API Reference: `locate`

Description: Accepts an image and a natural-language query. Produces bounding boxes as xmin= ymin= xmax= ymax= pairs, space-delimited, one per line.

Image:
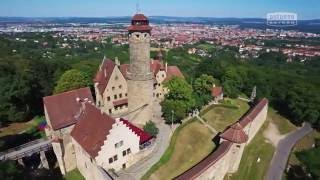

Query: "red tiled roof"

xmin=239 ymin=98 xmax=268 ymax=127
xmin=94 ymin=59 xmax=116 ymax=95
xmin=151 ymin=60 xmax=164 ymax=76
xmin=211 ymin=87 xmax=223 ymax=97
xmin=220 ymin=123 xmax=248 ymax=144
xmin=175 ymin=141 xmax=233 ymax=180
xmin=43 ymin=87 xmax=93 ymax=130
xmin=119 ymin=64 xmax=129 ymax=79
xmin=132 ymin=14 xmax=148 ymax=21
xmin=165 ymin=66 xmax=184 ymax=81
xmin=120 ymin=119 xmax=153 ymax=145
xmin=113 ymin=99 xmax=128 ymax=107
xmin=71 ymin=102 xmax=115 ymax=158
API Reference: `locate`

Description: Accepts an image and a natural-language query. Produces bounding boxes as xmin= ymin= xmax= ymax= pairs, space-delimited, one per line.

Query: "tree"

xmin=296 ymin=147 xmax=320 ymax=179
xmin=54 ymin=69 xmax=90 ymax=94
xmin=193 ymin=74 xmax=218 ymax=95
xmin=143 ymin=121 xmax=159 ymax=137
xmin=161 ymin=99 xmax=188 ymax=124
xmin=164 ymin=77 xmax=195 ymax=109
xmin=0 ymin=161 xmax=23 ymax=180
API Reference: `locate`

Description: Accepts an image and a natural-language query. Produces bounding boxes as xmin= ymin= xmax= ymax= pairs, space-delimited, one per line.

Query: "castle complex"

xmin=43 ymin=13 xmax=183 ymax=179
xmin=42 ymin=12 xmax=269 ymax=180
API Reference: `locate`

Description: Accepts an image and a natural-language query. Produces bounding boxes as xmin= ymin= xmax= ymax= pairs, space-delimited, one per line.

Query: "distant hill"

xmin=0 ymin=16 xmax=319 ymax=33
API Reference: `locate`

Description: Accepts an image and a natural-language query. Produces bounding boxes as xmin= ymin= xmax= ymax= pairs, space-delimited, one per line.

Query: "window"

xmin=120 ymin=140 xmax=123 ymax=146
xmin=119 ymin=93 xmax=122 ymax=98
xmin=107 ymin=96 xmax=110 ymax=101
xmin=109 ymin=158 xmax=113 ymax=164
xmin=127 ymin=148 xmax=131 ymax=155
xmin=109 ymin=109 xmax=112 ymax=114
xmin=114 ymin=95 xmax=117 ymax=100
xmin=119 ymin=85 xmax=122 ymax=89
xmin=122 ymin=150 xmax=126 ymax=157
xmin=90 ymin=158 xmax=93 ymax=163
xmin=112 ymin=87 xmax=115 ymax=91
xmin=125 ymin=93 xmax=128 ymax=97
xmin=115 ymin=76 xmax=119 ymax=80
xmin=115 ymin=143 xmax=119 ymax=148
xmin=162 ymin=74 xmax=165 ymax=78
xmin=122 ymin=163 xmax=126 ymax=169
xmin=113 ymin=155 xmax=118 ymax=161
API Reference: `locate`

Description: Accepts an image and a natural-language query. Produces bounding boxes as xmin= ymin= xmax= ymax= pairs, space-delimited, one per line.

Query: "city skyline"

xmin=0 ymin=0 xmax=319 ymax=20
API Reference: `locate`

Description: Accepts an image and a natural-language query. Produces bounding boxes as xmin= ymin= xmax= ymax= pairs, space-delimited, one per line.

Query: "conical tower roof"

xmin=220 ymin=122 xmax=248 ymax=144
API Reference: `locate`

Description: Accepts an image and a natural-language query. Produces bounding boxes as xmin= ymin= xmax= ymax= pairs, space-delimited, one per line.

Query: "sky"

xmin=0 ymin=0 xmax=319 ymax=19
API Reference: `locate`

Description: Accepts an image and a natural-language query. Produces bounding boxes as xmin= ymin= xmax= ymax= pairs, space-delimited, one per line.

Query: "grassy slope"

xmin=142 ymin=119 xmax=214 ymax=180
xmin=268 ymin=108 xmax=297 ymax=135
xmin=225 ymin=121 xmax=275 ymax=180
xmin=201 ymin=99 xmax=250 ymax=132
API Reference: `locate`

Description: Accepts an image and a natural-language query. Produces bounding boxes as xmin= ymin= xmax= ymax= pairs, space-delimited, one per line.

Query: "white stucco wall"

xmin=95 ymin=119 xmax=140 ymax=171
xmin=72 ymin=139 xmax=112 ymax=180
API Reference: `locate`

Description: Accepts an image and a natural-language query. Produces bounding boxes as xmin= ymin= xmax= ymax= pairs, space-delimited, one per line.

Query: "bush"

xmin=143 ymin=121 xmax=159 ymax=137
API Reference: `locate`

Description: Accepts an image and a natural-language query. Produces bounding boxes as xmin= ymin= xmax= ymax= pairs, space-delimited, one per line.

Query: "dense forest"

xmin=0 ymin=33 xmax=319 ymax=130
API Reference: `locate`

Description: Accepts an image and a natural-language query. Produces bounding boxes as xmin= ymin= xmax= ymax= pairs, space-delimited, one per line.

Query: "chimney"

xmin=165 ymin=62 xmax=168 ymax=72
xmin=115 ymin=57 xmax=120 ymax=66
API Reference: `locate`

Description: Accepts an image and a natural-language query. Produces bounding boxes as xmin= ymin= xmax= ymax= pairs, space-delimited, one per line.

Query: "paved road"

xmin=117 ymin=102 xmax=174 ymax=180
xmin=266 ymin=123 xmax=313 ymax=180
xmin=0 ymin=138 xmax=52 ymax=160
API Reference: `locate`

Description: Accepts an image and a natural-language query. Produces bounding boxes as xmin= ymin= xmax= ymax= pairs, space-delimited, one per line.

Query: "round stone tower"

xmin=126 ymin=13 xmax=153 ymax=126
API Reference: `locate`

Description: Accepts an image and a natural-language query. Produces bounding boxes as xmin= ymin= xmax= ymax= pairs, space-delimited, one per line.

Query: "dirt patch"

xmin=263 ymin=121 xmax=285 ymax=147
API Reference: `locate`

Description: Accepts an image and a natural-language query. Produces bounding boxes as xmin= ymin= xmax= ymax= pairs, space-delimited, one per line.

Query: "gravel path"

xmin=265 ymin=123 xmax=313 ymax=180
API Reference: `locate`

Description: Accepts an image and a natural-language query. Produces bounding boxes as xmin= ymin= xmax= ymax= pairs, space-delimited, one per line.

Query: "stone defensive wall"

xmin=175 ymin=98 xmax=269 ymax=180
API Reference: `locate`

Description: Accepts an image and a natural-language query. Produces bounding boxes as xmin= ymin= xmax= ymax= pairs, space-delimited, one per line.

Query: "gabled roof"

xmin=220 ymin=123 xmax=248 ymax=144
xmin=43 ymin=87 xmax=93 ymax=130
xmin=151 ymin=60 xmax=164 ymax=76
xmin=71 ymin=102 xmax=115 ymax=158
xmin=120 ymin=119 xmax=153 ymax=145
xmin=94 ymin=58 xmax=116 ymax=95
xmin=165 ymin=66 xmax=184 ymax=81
xmin=211 ymin=87 xmax=223 ymax=97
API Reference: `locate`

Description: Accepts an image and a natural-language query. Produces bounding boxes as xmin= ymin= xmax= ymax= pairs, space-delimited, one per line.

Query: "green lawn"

xmin=225 ymin=121 xmax=275 ymax=180
xmin=64 ymin=169 xmax=85 ymax=180
xmin=268 ymin=108 xmax=297 ymax=135
xmin=142 ymin=119 xmax=214 ymax=180
xmin=201 ymin=98 xmax=250 ymax=132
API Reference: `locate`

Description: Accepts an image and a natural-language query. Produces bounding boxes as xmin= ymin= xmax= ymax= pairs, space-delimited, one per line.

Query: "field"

xmin=201 ymin=98 xmax=250 ymax=132
xmin=142 ymin=119 xmax=214 ymax=180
